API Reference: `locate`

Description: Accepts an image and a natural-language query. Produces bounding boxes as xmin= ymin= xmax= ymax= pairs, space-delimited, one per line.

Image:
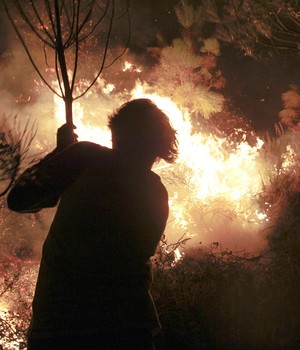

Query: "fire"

xmin=52 ymin=79 xmax=269 ymax=253
xmin=122 ymin=61 xmax=142 ymax=73
xmin=3 ymin=65 xmax=299 ymax=350
xmin=54 ymin=94 xmax=112 ymax=148
xmin=1 ymin=77 xmax=276 ymax=350
xmin=130 ymin=82 xmax=267 ymax=228
xmin=281 ymin=144 xmax=296 ymax=171
xmin=131 ymin=81 xmax=264 ymax=199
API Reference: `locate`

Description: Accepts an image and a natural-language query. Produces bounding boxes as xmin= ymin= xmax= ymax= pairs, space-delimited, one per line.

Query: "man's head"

xmin=108 ymin=99 xmax=178 ymax=164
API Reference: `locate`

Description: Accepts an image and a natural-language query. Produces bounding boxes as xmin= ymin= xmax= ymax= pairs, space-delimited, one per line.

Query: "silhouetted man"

xmin=7 ymin=99 xmax=178 ymax=350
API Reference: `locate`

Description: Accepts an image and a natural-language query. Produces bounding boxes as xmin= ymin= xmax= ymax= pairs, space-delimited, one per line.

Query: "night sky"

xmin=0 ymin=0 xmax=299 ymax=134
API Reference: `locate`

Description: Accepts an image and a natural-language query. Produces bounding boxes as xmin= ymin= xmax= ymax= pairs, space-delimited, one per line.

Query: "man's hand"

xmin=56 ymin=123 xmax=78 ymax=150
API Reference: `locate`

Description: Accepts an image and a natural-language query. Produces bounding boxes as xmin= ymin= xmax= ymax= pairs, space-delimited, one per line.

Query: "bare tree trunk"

xmin=64 ymin=96 xmax=73 ymax=126
xmin=54 ymin=0 xmax=73 ymax=126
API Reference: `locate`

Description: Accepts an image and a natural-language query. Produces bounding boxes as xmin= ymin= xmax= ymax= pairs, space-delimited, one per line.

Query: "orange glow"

xmin=52 ymin=79 xmax=270 ymax=253
xmin=54 ymin=93 xmax=112 ymax=148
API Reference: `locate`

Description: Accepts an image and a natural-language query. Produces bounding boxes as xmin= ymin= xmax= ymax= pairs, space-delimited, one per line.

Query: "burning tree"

xmin=2 ymin=0 xmax=130 ymax=127
xmin=151 ymin=0 xmax=225 ymax=127
xmin=150 ymin=0 xmax=257 ymax=141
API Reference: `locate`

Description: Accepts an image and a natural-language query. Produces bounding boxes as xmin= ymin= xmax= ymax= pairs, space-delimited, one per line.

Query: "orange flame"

xmin=52 ymin=79 xmax=270 ymax=253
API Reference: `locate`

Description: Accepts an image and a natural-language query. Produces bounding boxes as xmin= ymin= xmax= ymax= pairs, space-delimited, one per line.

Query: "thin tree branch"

xmin=2 ymin=0 xmax=61 ymax=97
xmin=273 ymin=11 xmax=300 ymax=37
xmin=63 ymin=0 xmax=77 ymax=47
xmin=43 ymin=43 xmax=50 ymax=67
xmin=232 ymin=2 xmax=281 ymax=55
xmin=75 ymin=1 xmax=96 ymax=40
xmin=13 ymin=0 xmax=55 ymax=48
xmin=30 ymin=0 xmax=56 ymax=46
xmin=44 ymin=0 xmax=58 ymax=39
xmin=71 ymin=0 xmax=81 ymax=92
xmin=74 ymin=0 xmax=131 ymax=100
xmin=54 ymin=0 xmax=72 ymax=99
xmin=228 ymin=0 xmax=300 ymax=56
xmin=269 ymin=31 xmax=300 ymax=47
xmin=104 ymin=0 xmax=131 ymax=69
xmin=76 ymin=1 xmax=109 ymax=44
xmin=66 ymin=5 xmax=98 ymax=47
xmin=74 ymin=0 xmax=116 ymax=100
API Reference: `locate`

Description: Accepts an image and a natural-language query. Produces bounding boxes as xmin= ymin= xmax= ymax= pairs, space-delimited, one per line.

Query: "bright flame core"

xmin=54 ymin=95 xmax=112 ymax=147
xmin=129 ymin=83 xmax=269 ymax=251
xmin=131 ymin=83 xmax=264 ymax=201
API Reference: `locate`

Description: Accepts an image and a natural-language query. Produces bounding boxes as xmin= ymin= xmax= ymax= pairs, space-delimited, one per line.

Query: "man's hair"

xmin=108 ymin=99 xmax=178 ymax=163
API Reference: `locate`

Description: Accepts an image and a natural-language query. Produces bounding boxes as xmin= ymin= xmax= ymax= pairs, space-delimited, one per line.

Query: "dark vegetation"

xmin=151 ymin=166 xmax=300 ymax=350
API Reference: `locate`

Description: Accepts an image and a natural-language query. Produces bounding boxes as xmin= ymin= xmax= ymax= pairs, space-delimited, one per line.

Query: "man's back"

xmin=28 ymin=145 xmax=168 ymax=338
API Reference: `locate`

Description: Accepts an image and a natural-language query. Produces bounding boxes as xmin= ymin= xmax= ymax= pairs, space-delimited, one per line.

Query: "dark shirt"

xmin=7 ymin=142 xmax=169 ymax=338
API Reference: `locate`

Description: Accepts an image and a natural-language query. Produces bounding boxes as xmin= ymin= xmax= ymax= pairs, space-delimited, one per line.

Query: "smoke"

xmin=186 ymin=214 xmax=268 ymax=255
xmin=163 ymin=184 xmax=269 ymax=256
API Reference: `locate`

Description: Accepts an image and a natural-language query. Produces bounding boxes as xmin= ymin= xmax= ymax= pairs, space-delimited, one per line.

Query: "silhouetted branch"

xmin=75 ymin=0 xmax=131 ymax=99
xmin=30 ymin=0 xmax=56 ymax=45
xmin=0 ymin=116 xmax=36 ymax=197
xmin=74 ymin=0 xmax=115 ymax=99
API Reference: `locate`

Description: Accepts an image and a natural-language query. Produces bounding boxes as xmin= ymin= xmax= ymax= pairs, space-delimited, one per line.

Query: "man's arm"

xmin=7 ymin=139 xmax=107 ymax=213
xmin=7 ymin=124 xmax=80 ymax=213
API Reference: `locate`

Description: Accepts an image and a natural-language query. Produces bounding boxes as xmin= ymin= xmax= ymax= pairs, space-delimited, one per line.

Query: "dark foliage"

xmin=152 ymin=245 xmax=300 ymax=350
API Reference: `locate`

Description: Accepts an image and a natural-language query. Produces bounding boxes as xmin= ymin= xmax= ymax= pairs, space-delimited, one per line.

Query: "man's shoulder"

xmin=145 ymin=171 xmax=168 ymax=201
xmin=73 ymin=141 xmax=111 ymax=152
xmin=68 ymin=141 xmax=113 ymax=158
xmin=56 ymin=142 xmax=114 ymax=172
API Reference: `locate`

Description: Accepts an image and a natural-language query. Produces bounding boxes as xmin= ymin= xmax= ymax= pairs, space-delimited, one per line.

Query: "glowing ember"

xmin=122 ymin=61 xmax=142 ymax=73
xmin=0 ymin=265 xmax=38 ymax=349
xmin=281 ymin=144 xmax=297 ymax=171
